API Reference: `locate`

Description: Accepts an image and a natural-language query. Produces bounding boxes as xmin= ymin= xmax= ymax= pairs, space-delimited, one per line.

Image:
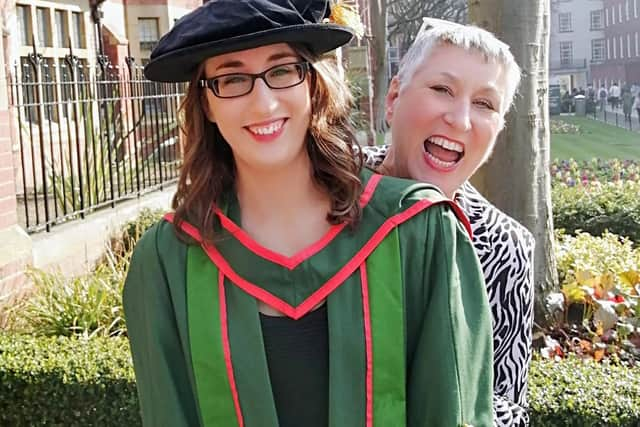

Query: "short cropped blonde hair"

xmin=397 ymin=18 xmax=522 ymax=115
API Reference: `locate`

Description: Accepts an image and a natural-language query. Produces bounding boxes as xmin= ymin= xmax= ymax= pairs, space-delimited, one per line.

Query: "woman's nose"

xmin=249 ymin=78 xmax=279 ymax=113
xmin=443 ymin=101 xmax=472 ymax=132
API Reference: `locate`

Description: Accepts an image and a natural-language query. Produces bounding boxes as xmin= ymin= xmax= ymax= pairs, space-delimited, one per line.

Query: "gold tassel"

xmin=325 ymin=2 xmax=365 ymax=39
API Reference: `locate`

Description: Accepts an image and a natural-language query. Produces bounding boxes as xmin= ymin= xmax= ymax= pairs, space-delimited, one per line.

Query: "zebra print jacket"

xmin=362 ymin=144 xmax=535 ymax=427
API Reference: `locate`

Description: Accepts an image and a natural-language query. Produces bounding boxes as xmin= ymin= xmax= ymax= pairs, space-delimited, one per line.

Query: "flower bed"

xmin=539 ymin=231 xmax=640 ymax=365
xmin=551 ymin=158 xmax=640 ymax=187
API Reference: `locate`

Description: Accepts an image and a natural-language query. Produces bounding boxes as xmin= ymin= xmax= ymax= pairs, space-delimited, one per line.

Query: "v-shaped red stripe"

xmin=212 ymin=173 xmax=383 ymax=270
xmin=165 ymin=198 xmax=446 ymax=319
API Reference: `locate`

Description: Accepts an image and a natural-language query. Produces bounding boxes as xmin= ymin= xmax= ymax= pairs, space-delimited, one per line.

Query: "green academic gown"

xmin=123 ymin=169 xmax=494 ymax=427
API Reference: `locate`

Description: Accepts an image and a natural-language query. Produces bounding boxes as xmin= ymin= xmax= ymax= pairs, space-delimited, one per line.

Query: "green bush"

xmin=0 ymin=333 xmax=140 ymax=426
xmin=6 ymin=208 xmax=164 ymax=338
xmin=8 ymin=251 xmax=128 ymax=338
xmin=529 ymin=356 xmax=640 ymax=426
xmin=555 ymin=230 xmax=640 ymax=288
xmin=114 ymin=208 xmax=164 ymax=257
xmin=3 ymin=333 xmax=640 ymax=426
xmin=553 ymin=181 xmax=640 ymax=243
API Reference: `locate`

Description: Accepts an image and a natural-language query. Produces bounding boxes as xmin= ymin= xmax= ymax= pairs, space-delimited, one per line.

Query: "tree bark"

xmin=368 ymin=0 xmax=388 ymax=133
xmin=469 ymin=0 xmax=558 ymax=324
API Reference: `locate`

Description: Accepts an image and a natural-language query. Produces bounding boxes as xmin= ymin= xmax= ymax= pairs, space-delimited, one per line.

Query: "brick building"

xmin=591 ymin=0 xmax=640 ymax=86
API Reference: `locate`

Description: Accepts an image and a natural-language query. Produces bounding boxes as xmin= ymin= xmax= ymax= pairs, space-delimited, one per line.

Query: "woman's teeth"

xmin=248 ymin=119 xmax=284 ymax=135
xmin=427 ymin=136 xmax=464 ymax=152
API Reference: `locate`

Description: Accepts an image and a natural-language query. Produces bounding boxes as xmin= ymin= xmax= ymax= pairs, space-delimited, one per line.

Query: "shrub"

xmin=8 ymin=248 xmax=129 ymax=338
xmin=112 ymin=208 xmax=164 ymax=258
xmin=0 ymin=333 xmax=140 ymax=426
xmin=529 ymin=356 xmax=640 ymax=426
xmin=543 ymin=231 xmax=640 ymax=363
xmin=6 ymin=208 xmax=164 ymax=338
xmin=3 ymin=333 xmax=640 ymax=426
xmin=553 ymin=181 xmax=640 ymax=243
xmin=555 ymin=231 xmax=640 ymax=287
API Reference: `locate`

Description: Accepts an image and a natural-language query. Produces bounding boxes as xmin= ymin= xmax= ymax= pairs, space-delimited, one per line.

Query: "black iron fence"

xmin=590 ymin=106 xmax=640 ymax=133
xmin=8 ymin=47 xmax=186 ymax=232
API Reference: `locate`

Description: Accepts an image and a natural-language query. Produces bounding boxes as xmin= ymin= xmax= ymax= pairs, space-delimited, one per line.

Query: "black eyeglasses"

xmin=199 ymin=61 xmax=310 ymax=99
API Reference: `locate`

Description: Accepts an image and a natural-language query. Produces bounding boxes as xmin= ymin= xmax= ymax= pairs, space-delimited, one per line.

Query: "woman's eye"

xmin=220 ymin=75 xmax=249 ymax=86
xmin=475 ymin=99 xmax=495 ymax=110
xmin=269 ymin=66 xmax=294 ymax=77
xmin=431 ymin=85 xmax=452 ymax=95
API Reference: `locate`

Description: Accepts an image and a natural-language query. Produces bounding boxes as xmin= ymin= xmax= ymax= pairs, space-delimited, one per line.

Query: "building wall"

xmin=125 ymin=3 xmax=195 ymax=63
xmin=591 ymin=0 xmax=640 ymax=85
xmin=550 ymin=0 xmax=605 ymax=64
xmin=0 ymin=0 xmax=32 ymax=301
xmin=549 ymin=0 xmax=605 ymax=90
xmin=0 ymin=0 xmax=197 ymax=297
xmin=12 ymin=0 xmax=94 ymax=65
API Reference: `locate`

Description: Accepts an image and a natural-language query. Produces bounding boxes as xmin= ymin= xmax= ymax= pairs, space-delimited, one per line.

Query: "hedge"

xmin=1 ymin=334 xmax=639 ymax=426
xmin=529 ymin=356 xmax=640 ymax=426
xmin=0 ymin=334 xmax=140 ymax=426
xmin=553 ymin=181 xmax=640 ymax=243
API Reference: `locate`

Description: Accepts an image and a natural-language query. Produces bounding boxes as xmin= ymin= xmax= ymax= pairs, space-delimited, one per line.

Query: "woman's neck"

xmin=235 ymin=154 xmax=321 ymax=214
xmin=233 ymin=152 xmax=332 ymax=257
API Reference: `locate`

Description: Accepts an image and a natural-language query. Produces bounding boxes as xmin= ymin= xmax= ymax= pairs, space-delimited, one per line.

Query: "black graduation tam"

xmin=144 ymin=0 xmax=355 ymax=83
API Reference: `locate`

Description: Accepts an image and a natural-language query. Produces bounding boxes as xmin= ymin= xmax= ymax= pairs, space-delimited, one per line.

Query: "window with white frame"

xmin=139 ymin=18 xmax=159 ymax=51
xmin=628 ymin=33 xmax=632 ymax=57
xmin=55 ymin=10 xmax=69 ymax=48
xmin=72 ymin=12 xmax=84 ymax=48
xmin=592 ymin=39 xmax=606 ymax=61
xmin=36 ymin=7 xmax=51 ymax=47
xmin=636 ymin=32 xmax=639 ymax=56
xmin=605 ymin=7 xmax=610 ymax=25
xmin=16 ymin=5 xmax=31 ymax=46
xmin=612 ymin=5 xmax=616 ymax=23
xmin=626 ymin=0 xmax=630 ymax=19
xmin=560 ymin=41 xmax=573 ymax=65
xmin=619 ymin=3 xmax=623 ymax=22
xmin=635 ymin=0 xmax=638 ymax=18
xmin=613 ymin=37 xmax=617 ymax=58
xmin=591 ymin=10 xmax=604 ymax=29
xmin=607 ymin=38 xmax=611 ymax=59
xmin=620 ymin=36 xmax=624 ymax=58
xmin=559 ymin=12 xmax=572 ymax=32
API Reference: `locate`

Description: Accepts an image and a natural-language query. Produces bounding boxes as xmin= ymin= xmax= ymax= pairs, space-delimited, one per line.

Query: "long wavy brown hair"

xmin=171 ymin=44 xmax=363 ymax=243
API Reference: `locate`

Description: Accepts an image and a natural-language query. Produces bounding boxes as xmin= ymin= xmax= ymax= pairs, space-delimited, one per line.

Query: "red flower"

xmin=608 ymin=295 xmax=625 ymax=303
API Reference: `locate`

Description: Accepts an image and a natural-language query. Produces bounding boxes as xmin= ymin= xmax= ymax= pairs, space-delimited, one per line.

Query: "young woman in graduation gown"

xmin=123 ymin=1 xmax=494 ymax=426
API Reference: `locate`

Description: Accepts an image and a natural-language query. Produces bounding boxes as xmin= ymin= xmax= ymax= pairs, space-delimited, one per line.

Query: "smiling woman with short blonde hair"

xmin=363 ymin=18 xmax=534 ymax=427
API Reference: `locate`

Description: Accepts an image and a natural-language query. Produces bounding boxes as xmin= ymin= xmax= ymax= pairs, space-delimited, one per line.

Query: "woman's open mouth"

xmin=423 ymin=136 xmax=464 ymax=170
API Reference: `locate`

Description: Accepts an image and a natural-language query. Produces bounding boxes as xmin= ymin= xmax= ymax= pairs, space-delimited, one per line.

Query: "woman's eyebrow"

xmin=214 ymin=52 xmax=299 ymax=72
xmin=266 ymin=52 xmax=299 ymax=62
xmin=215 ymin=60 xmax=244 ymax=72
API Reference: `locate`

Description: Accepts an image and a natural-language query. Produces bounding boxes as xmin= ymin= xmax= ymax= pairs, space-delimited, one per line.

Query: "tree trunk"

xmin=368 ymin=0 xmax=388 ymax=134
xmin=469 ymin=0 xmax=558 ymax=324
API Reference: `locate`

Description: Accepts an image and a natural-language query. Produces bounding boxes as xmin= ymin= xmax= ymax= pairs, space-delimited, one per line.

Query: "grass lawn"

xmin=551 ymin=115 xmax=640 ymax=161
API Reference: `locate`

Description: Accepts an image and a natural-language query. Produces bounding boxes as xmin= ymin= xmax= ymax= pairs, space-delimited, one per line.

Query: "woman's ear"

xmin=385 ymin=76 xmax=401 ymax=125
